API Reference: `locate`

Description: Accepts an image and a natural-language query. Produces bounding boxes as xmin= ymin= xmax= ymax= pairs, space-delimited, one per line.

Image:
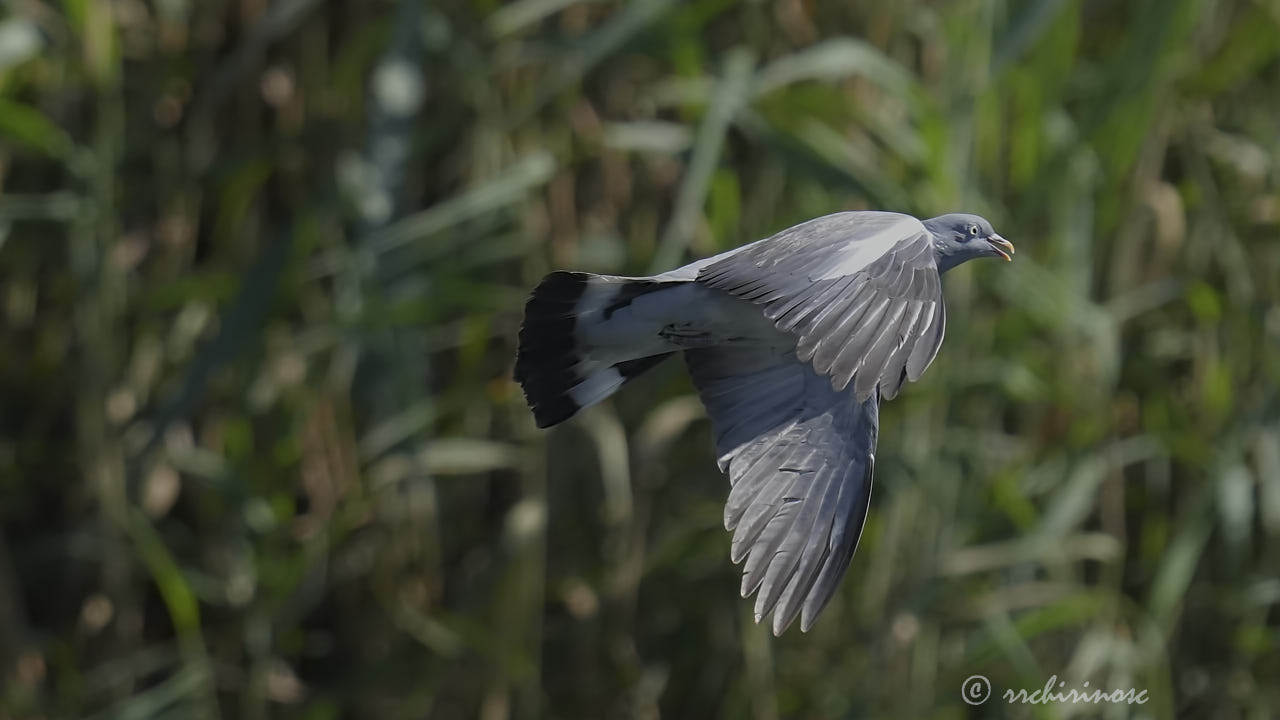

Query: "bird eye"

xmin=968 ymin=225 xmax=979 ymax=236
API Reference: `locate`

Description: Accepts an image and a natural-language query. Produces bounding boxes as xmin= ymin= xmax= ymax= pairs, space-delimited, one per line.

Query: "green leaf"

xmin=754 ymin=38 xmax=916 ymax=99
xmin=0 ymin=98 xmax=74 ymax=158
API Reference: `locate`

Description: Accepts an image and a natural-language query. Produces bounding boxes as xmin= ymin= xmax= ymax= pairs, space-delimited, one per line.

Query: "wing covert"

xmin=697 ymin=212 xmax=945 ymax=400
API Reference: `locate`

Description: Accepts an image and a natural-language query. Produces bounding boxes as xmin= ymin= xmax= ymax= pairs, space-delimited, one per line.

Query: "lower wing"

xmin=685 ymin=345 xmax=879 ymax=635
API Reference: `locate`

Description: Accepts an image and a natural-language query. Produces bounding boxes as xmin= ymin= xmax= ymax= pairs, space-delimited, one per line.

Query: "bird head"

xmin=922 ymin=213 xmax=1014 ymax=273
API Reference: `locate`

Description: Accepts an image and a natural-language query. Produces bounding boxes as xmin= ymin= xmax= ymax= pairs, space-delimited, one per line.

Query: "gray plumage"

xmin=515 ymin=210 xmax=1013 ymax=635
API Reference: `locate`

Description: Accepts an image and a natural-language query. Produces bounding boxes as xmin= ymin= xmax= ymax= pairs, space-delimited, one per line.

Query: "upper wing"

xmin=696 ymin=212 xmax=945 ymax=401
xmin=686 ymin=345 xmax=878 ymax=635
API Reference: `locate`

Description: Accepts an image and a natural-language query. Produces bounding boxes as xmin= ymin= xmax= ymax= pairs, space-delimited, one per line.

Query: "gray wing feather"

xmin=685 ymin=346 xmax=878 ymax=635
xmin=698 ymin=212 xmax=946 ymax=400
xmin=906 ymin=297 xmax=945 ymax=382
xmin=877 ymin=299 xmax=925 ymax=400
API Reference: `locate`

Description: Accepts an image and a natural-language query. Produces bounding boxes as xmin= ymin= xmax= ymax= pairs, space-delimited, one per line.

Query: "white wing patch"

xmin=813 ymin=213 xmax=926 ymax=280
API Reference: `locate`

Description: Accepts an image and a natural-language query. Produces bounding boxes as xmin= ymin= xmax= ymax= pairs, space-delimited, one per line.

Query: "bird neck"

xmin=931 ymin=238 xmax=967 ymax=274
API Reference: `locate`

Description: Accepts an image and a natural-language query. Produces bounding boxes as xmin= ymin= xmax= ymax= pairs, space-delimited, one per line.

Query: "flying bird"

xmin=514 ymin=211 xmax=1014 ymax=635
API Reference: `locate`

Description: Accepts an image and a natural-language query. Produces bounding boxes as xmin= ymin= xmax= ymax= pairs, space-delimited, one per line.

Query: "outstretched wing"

xmin=685 ymin=345 xmax=878 ymax=635
xmin=697 ymin=212 xmax=945 ymax=401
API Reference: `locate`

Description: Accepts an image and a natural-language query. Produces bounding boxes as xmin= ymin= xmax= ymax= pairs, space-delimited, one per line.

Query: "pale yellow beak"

xmin=988 ymin=234 xmax=1015 ymax=262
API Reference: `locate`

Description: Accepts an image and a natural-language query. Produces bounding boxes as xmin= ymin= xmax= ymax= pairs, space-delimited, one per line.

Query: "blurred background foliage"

xmin=0 ymin=0 xmax=1278 ymax=717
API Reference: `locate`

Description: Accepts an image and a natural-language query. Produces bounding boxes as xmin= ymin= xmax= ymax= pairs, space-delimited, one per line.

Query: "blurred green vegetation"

xmin=1 ymin=0 xmax=1278 ymax=717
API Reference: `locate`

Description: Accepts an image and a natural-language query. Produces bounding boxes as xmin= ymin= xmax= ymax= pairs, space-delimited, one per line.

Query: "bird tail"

xmin=514 ymin=271 xmax=676 ymax=428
